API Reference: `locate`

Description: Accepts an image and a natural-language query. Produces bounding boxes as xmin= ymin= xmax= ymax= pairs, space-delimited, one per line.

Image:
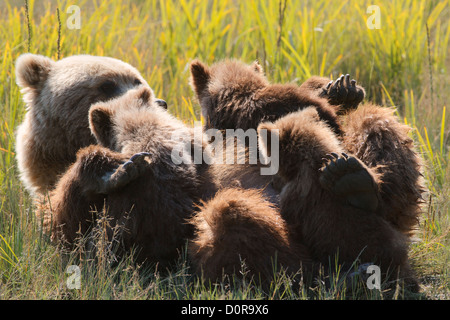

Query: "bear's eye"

xmin=99 ymin=80 xmax=119 ymax=96
xmin=134 ymin=79 xmax=142 ymax=86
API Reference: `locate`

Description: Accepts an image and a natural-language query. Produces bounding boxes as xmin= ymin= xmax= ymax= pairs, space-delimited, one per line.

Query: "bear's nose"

xmin=155 ymin=98 xmax=168 ymax=109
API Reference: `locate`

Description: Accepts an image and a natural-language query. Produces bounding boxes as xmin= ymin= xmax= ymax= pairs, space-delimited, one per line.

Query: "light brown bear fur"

xmin=189 ymin=187 xmax=313 ymax=285
xmin=48 ymin=87 xmax=210 ymax=267
xmin=15 ymin=53 xmax=160 ymax=196
xmin=257 ymin=108 xmax=419 ymax=290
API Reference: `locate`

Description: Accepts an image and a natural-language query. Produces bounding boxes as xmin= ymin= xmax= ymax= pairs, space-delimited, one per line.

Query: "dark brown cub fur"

xmin=48 ymin=87 xmax=207 ymax=267
xmin=190 ymin=59 xmax=342 ymax=135
xmin=190 ymin=59 xmax=425 ymax=237
xmin=258 ymin=108 xmax=419 ymax=291
xmin=341 ymin=103 xmax=425 ymax=237
xmin=189 ymin=188 xmax=313 ymax=285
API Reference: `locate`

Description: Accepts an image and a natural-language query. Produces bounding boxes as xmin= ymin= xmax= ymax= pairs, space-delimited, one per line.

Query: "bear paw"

xmin=319 ymin=152 xmax=379 ymax=212
xmin=98 ymin=152 xmax=151 ymax=194
xmin=320 ymin=74 xmax=365 ymax=111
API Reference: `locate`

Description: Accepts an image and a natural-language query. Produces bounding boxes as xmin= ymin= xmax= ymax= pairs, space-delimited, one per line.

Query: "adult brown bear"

xmin=15 ymin=53 xmax=167 ymax=196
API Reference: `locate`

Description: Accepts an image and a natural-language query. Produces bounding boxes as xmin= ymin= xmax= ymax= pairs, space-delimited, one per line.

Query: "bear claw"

xmin=320 ymin=73 xmax=365 ymax=110
xmin=122 ymin=152 xmax=151 ymax=169
xmin=98 ymin=152 xmax=151 ymax=194
xmin=319 ymin=153 xmax=379 ymax=212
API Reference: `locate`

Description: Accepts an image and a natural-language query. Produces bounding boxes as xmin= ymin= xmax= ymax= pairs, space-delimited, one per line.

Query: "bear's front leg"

xmin=319 ymin=152 xmax=380 ymax=213
xmin=49 ymin=146 xmax=150 ymax=243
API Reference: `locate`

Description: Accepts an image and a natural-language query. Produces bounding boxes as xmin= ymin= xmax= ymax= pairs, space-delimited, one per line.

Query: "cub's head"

xmin=89 ymin=86 xmax=181 ymax=156
xmin=15 ymin=54 xmax=166 ymax=144
xmin=190 ymin=59 xmax=269 ymax=129
xmin=257 ymin=107 xmax=343 ymax=180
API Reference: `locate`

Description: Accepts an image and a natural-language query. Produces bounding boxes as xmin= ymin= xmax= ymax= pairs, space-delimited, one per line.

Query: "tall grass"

xmin=0 ymin=0 xmax=449 ymax=299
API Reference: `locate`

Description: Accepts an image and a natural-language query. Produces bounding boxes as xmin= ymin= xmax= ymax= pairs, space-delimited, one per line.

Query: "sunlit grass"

xmin=0 ymin=0 xmax=448 ymax=299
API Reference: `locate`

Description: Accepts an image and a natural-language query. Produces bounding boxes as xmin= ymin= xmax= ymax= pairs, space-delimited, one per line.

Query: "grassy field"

xmin=0 ymin=0 xmax=448 ymax=300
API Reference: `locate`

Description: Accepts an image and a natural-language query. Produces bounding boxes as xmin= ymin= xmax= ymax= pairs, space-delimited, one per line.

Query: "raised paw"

xmin=320 ymin=74 xmax=365 ymax=111
xmin=319 ymin=152 xmax=379 ymax=212
xmin=98 ymin=152 xmax=151 ymax=194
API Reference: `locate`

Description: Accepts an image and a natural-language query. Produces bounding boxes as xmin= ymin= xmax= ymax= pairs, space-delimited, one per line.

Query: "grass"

xmin=0 ymin=0 xmax=449 ymax=300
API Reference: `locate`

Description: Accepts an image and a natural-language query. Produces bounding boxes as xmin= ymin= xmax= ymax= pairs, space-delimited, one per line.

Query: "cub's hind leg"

xmin=319 ymin=152 xmax=381 ymax=213
xmin=341 ymin=104 xmax=425 ymax=236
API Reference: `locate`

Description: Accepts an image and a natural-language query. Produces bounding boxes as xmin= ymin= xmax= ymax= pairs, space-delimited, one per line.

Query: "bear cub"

xmin=257 ymin=108 xmax=419 ymax=290
xmin=189 ymin=187 xmax=313 ymax=286
xmin=49 ymin=87 xmax=207 ymax=267
xmin=190 ymin=59 xmax=343 ymax=135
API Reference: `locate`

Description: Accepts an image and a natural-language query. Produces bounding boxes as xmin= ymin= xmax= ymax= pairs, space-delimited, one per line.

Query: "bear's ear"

xmin=190 ymin=59 xmax=211 ymax=97
xmin=257 ymin=121 xmax=279 ymax=159
xmin=89 ymin=105 xmax=114 ymax=147
xmin=15 ymin=54 xmax=55 ymax=89
xmin=135 ymin=86 xmax=153 ymax=104
xmin=251 ymin=60 xmax=264 ymax=75
xmin=301 ymin=107 xmax=321 ymax=122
